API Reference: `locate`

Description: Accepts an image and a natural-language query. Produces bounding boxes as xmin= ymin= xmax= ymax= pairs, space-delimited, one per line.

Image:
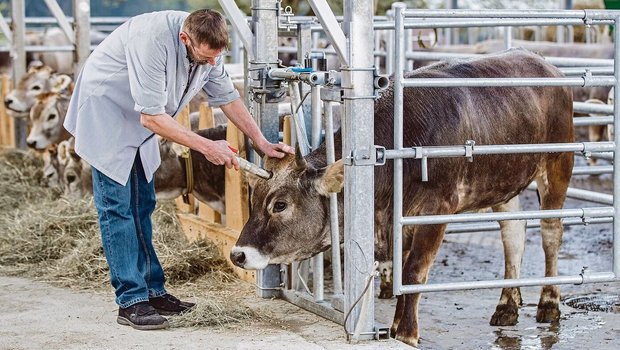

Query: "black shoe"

xmin=117 ymin=301 xmax=169 ymax=330
xmin=149 ymin=294 xmax=196 ymax=316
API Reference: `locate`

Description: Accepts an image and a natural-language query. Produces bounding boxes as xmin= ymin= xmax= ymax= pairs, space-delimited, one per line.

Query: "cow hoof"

xmin=390 ymin=326 xmax=397 ymax=338
xmin=395 ymin=333 xmax=419 ymax=347
xmin=490 ymin=304 xmax=519 ymax=326
xmin=379 ymin=288 xmax=393 ymax=299
xmin=536 ymin=302 xmax=560 ymax=323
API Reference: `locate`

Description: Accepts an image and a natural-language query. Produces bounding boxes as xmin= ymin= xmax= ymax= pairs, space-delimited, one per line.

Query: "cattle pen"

xmin=2 ymin=0 xmax=620 ymax=349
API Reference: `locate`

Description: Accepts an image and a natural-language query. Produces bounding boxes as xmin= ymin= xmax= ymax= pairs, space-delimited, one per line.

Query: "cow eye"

xmin=273 ymin=201 xmax=287 ymax=213
xmin=31 ymin=85 xmax=42 ymax=91
xmin=47 ymin=113 xmax=57 ymax=121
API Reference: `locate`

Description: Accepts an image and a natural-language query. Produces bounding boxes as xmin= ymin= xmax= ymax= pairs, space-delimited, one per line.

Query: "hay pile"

xmin=0 ymin=148 xmax=261 ymax=327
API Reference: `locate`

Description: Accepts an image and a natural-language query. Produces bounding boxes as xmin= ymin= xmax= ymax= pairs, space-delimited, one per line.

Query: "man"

xmin=64 ymin=9 xmax=293 ymax=330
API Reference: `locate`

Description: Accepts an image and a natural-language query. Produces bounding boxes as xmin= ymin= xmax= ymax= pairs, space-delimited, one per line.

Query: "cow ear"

xmin=243 ymin=171 xmax=261 ymax=189
xmin=315 ymin=159 xmax=344 ymax=196
xmin=50 ymin=74 xmax=72 ymax=93
xmin=57 ymin=141 xmax=70 ymax=166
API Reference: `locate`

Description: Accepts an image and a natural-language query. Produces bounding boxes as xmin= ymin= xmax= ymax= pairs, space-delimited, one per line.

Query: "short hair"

xmin=183 ymin=9 xmax=229 ymax=50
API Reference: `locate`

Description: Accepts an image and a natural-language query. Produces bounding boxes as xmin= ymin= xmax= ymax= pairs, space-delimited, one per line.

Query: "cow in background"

xmin=27 ymin=92 xmax=71 ymax=150
xmin=230 ymin=49 xmax=574 ymax=347
xmin=4 ymin=64 xmax=72 ymax=116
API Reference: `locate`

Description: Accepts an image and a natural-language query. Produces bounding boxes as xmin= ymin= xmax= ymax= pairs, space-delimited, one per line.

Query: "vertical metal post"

xmin=252 ymin=0 xmax=281 ymax=298
xmin=325 ymin=100 xmax=343 ymax=296
xmin=342 ymin=0 xmax=375 ymax=339
xmin=613 ymin=16 xmax=620 ymax=277
xmin=73 ymin=0 xmax=91 ymax=75
xmin=446 ymin=0 xmax=458 ymax=45
xmin=11 ymin=0 xmax=26 ymax=149
xmin=298 ymin=23 xmax=313 ymax=141
xmin=385 ymin=9 xmax=394 ymax=75
xmin=311 ymin=83 xmax=324 ymax=302
xmin=392 ymin=2 xmax=406 ymax=299
xmin=504 ymin=26 xmax=512 ymax=49
xmin=405 ymin=28 xmax=413 ymax=71
xmin=231 ymin=30 xmax=241 ymax=64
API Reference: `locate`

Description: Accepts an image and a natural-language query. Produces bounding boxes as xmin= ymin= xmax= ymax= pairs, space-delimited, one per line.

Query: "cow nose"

xmin=26 ymin=140 xmax=36 ymax=148
xmin=4 ymin=97 xmax=13 ymax=106
xmin=230 ymin=251 xmax=246 ymax=267
xmin=66 ymin=173 xmax=77 ymax=184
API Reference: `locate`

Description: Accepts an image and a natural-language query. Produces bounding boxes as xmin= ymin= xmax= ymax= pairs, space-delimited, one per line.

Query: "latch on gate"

xmin=465 ymin=139 xmax=475 ymax=162
xmin=413 ymin=146 xmax=429 ymax=182
xmin=346 ymin=146 xmax=386 ymax=166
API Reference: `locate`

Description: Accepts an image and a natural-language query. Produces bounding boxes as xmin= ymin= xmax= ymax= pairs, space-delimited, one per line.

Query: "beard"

xmin=186 ymin=45 xmax=210 ymax=65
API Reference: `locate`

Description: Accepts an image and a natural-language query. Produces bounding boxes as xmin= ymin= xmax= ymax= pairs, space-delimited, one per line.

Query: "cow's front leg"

xmin=490 ymin=197 xmax=526 ymax=326
xmin=393 ymin=224 xmax=446 ymax=347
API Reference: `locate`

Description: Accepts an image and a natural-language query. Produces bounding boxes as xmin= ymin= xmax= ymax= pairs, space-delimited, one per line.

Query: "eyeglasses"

xmin=183 ymin=32 xmax=228 ymax=65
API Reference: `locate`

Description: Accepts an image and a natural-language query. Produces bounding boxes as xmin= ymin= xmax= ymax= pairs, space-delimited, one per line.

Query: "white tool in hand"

xmin=229 ymin=146 xmax=272 ymax=179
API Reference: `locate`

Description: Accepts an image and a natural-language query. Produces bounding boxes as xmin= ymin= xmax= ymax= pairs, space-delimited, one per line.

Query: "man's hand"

xmin=203 ymin=139 xmax=239 ymax=170
xmin=256 ymin=140 xmax=295 ymax=158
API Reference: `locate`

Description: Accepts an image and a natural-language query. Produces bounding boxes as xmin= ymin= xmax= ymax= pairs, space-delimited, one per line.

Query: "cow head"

xmin=27 ymin=92 xmax=70 ymax=149
xmin=42 ymin=143 xmax=61 ymax=189
xmin=57 ymin=138 xmax=89 ymax=197
xmin=230 ymin=148 xmax=344 ymax=270
xmin=4 ymin=64 xmax=72 ymax=114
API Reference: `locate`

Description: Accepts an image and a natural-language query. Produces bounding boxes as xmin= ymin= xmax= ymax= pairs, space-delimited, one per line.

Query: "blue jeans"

xmin=91 ymin=152 xmax=167 ymax=308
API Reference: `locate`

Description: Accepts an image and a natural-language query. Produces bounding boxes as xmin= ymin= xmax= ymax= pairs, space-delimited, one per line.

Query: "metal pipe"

xmin=402 ymin=9 xmax=620 ymax=19
xmin=372 ymin=18 xmax=613 ymax=30
xmin=401 ymin=76 xmax=615 ymax=88
xmin=219 ymin=0 xmax=255 ymax=60
xmin=401 ymin=207 xmax=614 ymax=226
xmin=572 ymin=165 xmax=613 ymax=176
xmin=342 ymin=0 xmax=376 ymax=338
xmin=392 ymin=2 xmax=406 ymax=299
xmin=613 ymin=16 xmax=620 ymax=277
xmin=399 ymin=272 xmax=617 ymax=294
xmin=405 ymin=51 xmax=614 ymax=67
xmin=44 ymin=0 xmax=75 ymax=44
xmin=527 ymin=183 xmax=613 ymax=205
xmin=561 ymin=67 xmax=615 ymax=75
xmin=574 ymin=102 xmax=613 ymax=115
xmin=252 ymin=0 xmax=281 ymax=299
xmin=12 ymin=0 xmax=26 ymax=150
xmin=311 ymin=85 xmax=322 ymax=149
xmin=288 ymin=81 xmax=311 ymax=155
xmin=73 ymin=0 xmax=91 ymax=75
xmin=445 ymin=217 xmax=612 ymax=234
xmin=325 ymin=101 xmax=343 ymax=296
xmin=591 ymin=152 xmax=614 ymax=161
xmin=573 ymin=116 xmax=613 ymax=126
xmin=311 ymin=83 xmax=324 ymax=302
xmin=374 ymin=75 xmax=389 ymax=90
xmin=383 ymin=142 xmax=615 ymax=160
xmin=307 ymin=0 xmax=349 ymax=66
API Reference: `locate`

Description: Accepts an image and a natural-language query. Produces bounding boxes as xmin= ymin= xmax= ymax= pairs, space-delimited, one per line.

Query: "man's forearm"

xmin=140 ymin=112 xmax=209 ymax=152
xmin=220 ymin=98 xmax=268 ymax=147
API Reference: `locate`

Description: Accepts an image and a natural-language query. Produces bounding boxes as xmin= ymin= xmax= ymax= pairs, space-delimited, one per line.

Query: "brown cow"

xmin=4 ymin=64 xmax=72 ymax=115
xmin=415 ymin=39 xmax=613 ymax=103
xmin=230 ymin=49 xmax=574 ymax=347
xmin=155 ymin=126 xmax=226 ymax=213
xmin=27 ymin=92 xmax=71 ymax=150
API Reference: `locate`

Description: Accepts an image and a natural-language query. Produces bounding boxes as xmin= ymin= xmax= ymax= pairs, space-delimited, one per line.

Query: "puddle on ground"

xmin=490 ymin=310 xmax=606 ymax=350
xmin=563 ymin=293 xmax=620 ymax=313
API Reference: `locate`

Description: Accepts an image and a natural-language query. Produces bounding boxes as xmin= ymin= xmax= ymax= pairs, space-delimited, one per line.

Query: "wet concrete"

xmin=373 ymin=150 xmax=620 ymax=349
